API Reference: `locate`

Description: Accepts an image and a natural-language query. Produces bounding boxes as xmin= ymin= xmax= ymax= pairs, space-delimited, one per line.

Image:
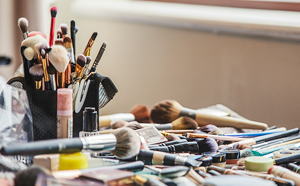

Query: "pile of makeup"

xmin=1 ymin=6 xmax=300 ymax=186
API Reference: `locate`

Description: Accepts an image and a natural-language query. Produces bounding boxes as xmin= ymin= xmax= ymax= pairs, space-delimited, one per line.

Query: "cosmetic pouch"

xmin=7 ymin=70 xmax=118 ymax=141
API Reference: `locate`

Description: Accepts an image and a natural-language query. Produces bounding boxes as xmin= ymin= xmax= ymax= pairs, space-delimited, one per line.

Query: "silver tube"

xmin=80 ymin=134 xmax=117 ymax=151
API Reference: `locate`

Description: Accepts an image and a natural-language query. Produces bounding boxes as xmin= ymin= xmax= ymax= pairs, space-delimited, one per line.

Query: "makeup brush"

xmin=75 ymin=54 xmax=86 ymax=78
xmin=60 ymin=23 xmax=68 ymax=39
xmin=146 ymin=117 xmax=198 ymax=131
xmin=89 ymin=41 xmax=106 ymax=74
xmin=35 ymin=42 xmax=50 ymax=90
xmin=197 ymin=138 xmax=219 ymax=154
xmin=185 ymin=133 xmax=246 ymax=142
xmin=100 ymin=113 xmax=135 ymax=128
xmin=70 ymin=20 xmax=76 ymax=60
xmin=150 ymin=100 xmax=268 ymax=130
xmin=1 ymin=127 xmax=141 ymax=160
xmin=21 ymin=35 xmax=48 ymax=60
xmin=166 ymin=134 xmax=181 ymax=141
xmin=47 ymin=62 xmax=56 ymax=91
xmin=63 ymin=37 xmax=75 ymax=65
xmin=226 ymin=128 xmax=299 ymax=149
xmin=56 ymin=28 xmax=62 ymax=39
xmin=29 ymin=64 xmax=44 ymax=90
xmin=49 ymin=6 xmax=57 ymax=46
xmin=83 ymin=32 xmax=98 ymax=56
xmin=14 ymin=166 xmax=50 ymax=186
xmin=18 ymin=17 xmax=29 ymax=40
xmin=81 ymin=56 xmax=92 ymax=79
xmin=149 ymin=141 xmax=200 ymax=154
xmin=129 ymin=104 xmax=152 ymax=123
xmin=48 ymin=45 xmax=69 ymax=88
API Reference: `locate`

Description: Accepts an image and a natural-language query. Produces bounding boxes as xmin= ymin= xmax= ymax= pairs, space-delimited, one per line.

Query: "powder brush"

xmin=150 ymin=100 xmax=268 ymax=130
xmin=1 ymin=128 xmax=140 ymax=160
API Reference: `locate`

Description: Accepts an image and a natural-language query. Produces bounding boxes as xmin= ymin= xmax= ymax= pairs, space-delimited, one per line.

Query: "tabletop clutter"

xmin=0 ymin=5 xmax=300 ymax=186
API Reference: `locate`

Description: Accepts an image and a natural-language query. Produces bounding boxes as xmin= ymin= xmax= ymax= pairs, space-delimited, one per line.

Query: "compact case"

xmin=7 ymin=48 xmax=118 ymax=141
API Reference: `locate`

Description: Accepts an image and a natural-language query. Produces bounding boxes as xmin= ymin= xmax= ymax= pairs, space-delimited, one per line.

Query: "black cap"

xmin=197 ymin=156 xmax=212 ymax=167
xmin=212 ymin=153 xmax=226 ymax=163
xmin=83 ymin=107 xmax=98 ymax=132
xmin=220 ymin=149 xmax=240 ymax=159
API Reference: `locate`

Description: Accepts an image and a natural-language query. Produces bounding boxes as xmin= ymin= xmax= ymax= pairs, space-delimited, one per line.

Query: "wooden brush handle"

xmin=187 ymin=133 xmax=246 ymax=141
xmin=195 ymin=112 xmax=268 ymax=130
xmin=99 ymin=115 xmax=112 ymax=128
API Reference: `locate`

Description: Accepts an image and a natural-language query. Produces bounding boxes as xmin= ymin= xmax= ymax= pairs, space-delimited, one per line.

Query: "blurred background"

xmin=1 ymin=0 xmax=300 ymax=128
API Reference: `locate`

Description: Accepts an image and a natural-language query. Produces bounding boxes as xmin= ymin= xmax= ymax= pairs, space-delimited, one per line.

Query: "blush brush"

xmin=150 ymin=100 xmax=268 ymax=130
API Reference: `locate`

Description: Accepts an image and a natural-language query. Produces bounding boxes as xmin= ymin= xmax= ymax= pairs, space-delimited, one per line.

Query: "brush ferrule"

xmin=155 ymin=123 xmax=172 ymax=130
xmin=22 ymin=32 xmax=28 ymax=40
xmin=83 ymin=41 xmax=94 ymax=56
xmin=41 ymin=58 xmax=50 ymax=82
xmin=179 ymin=107 xmax=197 ymax=119
xmin=80 ymin=134 xmax=116 ymax=151
xmin=34 ymin=81 xmax=42 ymax=90
xmin=49 ymin=74 xmax=56 ymax=91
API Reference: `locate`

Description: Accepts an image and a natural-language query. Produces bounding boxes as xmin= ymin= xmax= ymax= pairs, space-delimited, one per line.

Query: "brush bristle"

xmin=76 ymin=54 xmax=86 ymax=67
xmin=150 ymin=100 xmax=182 ymax=123
xmin=197 ymin=138 xmax=218 ymax=154
xmin=91 ymin=32 xmax=98 ymax=40
xmin=172 ymin=117 xmax=198 ymax=130
xmin=54 ymin=38 xmax=63 ymax=45
xmin=14 ymin=165 xmax=50 ymax=186
xmin=21 ymin=35 xmax=48 ymax=59
xmin=34 ymin=42 xmax=48 ymax=55
xmin=50 ymin=6 xmax=57 ymax=17
xmin=240 ymin=148 xmax=254 ymax=158
xmin=110 ymin=120 xmax=128 ymax=129
xmin=111 ymin=127 xmax=141 ymax=159
xmin=57 ymin=28 xmax=62 ymax=38
xmin=86 ymin=56 xmax=92 ymax=65
xmin=129 ymin=104 xmax=152 ymax=123
xmin=48 ymin=45 xmax=69 ymax=72
xmin=166 ymin=134 xmax=181 ymax=141
xmin=47 ymin=63 xmax=56 ymax=75
xmin=24 ymin=47 xmax=34 ymax=60
xmin=17 ymin=17 xmax=28 ymax=33
xmin=75 ymin=26 xmax=79 ymax=34
xmin=29 ymin=64 xmax=44 ymax=81
xmin=125 ymin=121 xmax=144 ymax=130
xmin=60 ymin=23 xmax=68 ymax=35
xmin=237 ymin=158 xmax=246 ymax=166
xmin=28 ymin=31 xmax=47 ymax=39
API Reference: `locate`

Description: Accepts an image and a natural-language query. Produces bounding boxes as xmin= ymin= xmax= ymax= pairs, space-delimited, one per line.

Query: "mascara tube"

xmin=57 ymin=88 xmax=73 ymax=138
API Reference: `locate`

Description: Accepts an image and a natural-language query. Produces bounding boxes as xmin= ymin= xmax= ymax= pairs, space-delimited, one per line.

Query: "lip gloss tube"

xmin=57 ymin=88 xmax=73 ymax=138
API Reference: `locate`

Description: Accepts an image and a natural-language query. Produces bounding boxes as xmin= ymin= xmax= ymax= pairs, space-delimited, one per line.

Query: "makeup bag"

xmin=7 ymin=53 xmax=118 ymax=141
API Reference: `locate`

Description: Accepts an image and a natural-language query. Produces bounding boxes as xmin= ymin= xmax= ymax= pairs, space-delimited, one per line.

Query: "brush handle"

xmin=224 ymin=130 xmax=282 ymax=138
xmin=49 ymin=17 xmax=56 ymax=46
xmin=82 ymin=160 xmax=145 ymax=173
xmin=187 ymin=133 xmax=246 ymax=141
xmin=274 ymin=153 xmax=300 ymax=165
xmin=150 ymin=142 xmax=199 ymax=154
xmin=155 ymin=123 xmax=173 ymax=130
xmin=70 ymin=20 xmax=76 ymax=62
xmin=253 ymin=128 xmax=299 ymax=143
xmin=194 ymin=112 xmax=268 ymax=130
xmin=0 ymin=138 xmax=83 ymax=156
xmin=99 ymin=113 xmax=135 ymax=128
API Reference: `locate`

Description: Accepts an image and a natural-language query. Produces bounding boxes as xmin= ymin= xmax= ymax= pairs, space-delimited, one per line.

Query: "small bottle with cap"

xmin=220 ymin=149 xmax=240 ymax=166
xmin=212 ymin=153 xmax=226 ymax=168
xmin=79 ymin=107 xmax=99 ymax=137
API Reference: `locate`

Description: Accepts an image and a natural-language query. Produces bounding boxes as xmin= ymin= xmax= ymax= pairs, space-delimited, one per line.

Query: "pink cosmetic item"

xmin=57 ymin=88 xmax=73 ymax=138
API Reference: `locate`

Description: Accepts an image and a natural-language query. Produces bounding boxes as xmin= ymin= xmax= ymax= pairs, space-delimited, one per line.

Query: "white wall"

xmin=54 ymin=0 xmax=300 ymax=129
